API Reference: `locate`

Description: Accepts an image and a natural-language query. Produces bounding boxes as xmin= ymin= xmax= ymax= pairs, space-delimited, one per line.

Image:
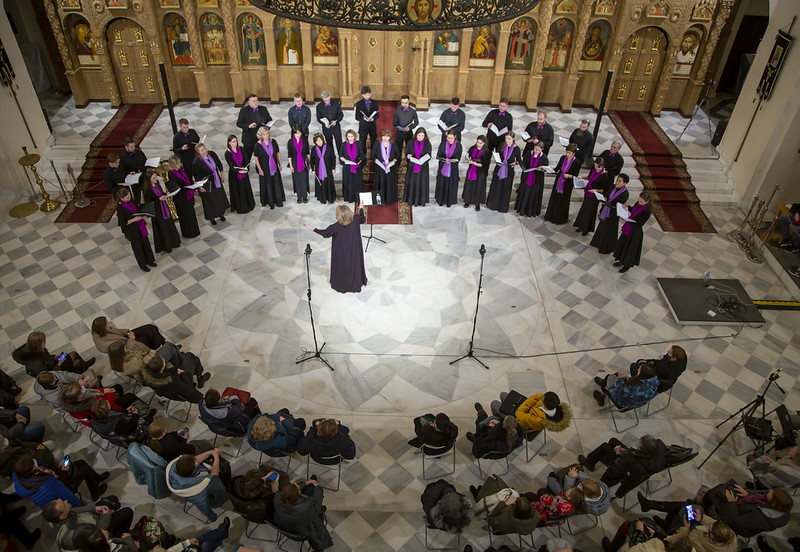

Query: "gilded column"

xmin=221 ymin=0 xmax=244 ymax=104
xmin=525 ymin=0 xmax=555 ymax=109
xmin=491 ymin=26 xmax=511 ymax=104
xmin=561 ymin=0 xmax=595 ymax=111
xmin=456 ymin=28 xmax=473 ymax=102
xmin=183 ymin=0 xmax=209 ymax=104
xmin=301 ymin=23 xmax=314 ymax=99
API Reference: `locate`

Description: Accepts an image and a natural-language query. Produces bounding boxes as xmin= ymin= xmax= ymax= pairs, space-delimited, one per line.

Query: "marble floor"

xmin=0 ymin=97 xmax=797 ymax=551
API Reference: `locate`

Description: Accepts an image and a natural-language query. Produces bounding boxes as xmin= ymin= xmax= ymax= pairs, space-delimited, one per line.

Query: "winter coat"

xmin=515 ymin=395 xmax=572 ymax=433
xmin=166 ymin=458 xmax=229 ymax=521
xmin=12 ymin=471 xmax=82 ymax=508
xmin=607 ymin=376 xmax=659 ymax=409
xmin=247 ymin=413 xmax=304 ymax=454
xmin=33 ymin=371 xmax=82 ymax=413
xmin=140 ymin=368 xmax=202 ymax=403
xmin=199 ymin=397 xmax=249 ymax=437
xmin=128 ymin=442 xmax=170 ymax=499
xmin=421 ymin=479 xmax=474 ymax=533
xmin=273 ymin=486 xmax=333 ymax=551
xmin=547 ymin=468 xmax=611 ymax=515
xmin=296 ymin=422 xmax=356 ymax=460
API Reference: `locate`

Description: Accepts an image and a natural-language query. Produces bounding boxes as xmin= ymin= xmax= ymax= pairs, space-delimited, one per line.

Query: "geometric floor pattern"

xmin=3 ymin=98 xmax=797 ymax=551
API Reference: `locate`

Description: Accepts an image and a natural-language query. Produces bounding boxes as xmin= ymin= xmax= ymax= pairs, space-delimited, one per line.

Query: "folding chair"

xmin=423 ymin=519 xmax=461 ymax=550
xmin=165 ymin=399 xmax=193 ymax=423
xmin=257 ymin=449 xmax=293 ymax=474
xmin=476 ymin=449 xmax=511 ymax=478
xmin=523 ymin=429 xmax=547 ymax=462
xmin=211 ymin=431 xmax=246 ymax=458
xmin=306 ymin=453 xmax=345 ymax=491
xmin=88 ymin=429 xmax=130 ymax=468
xmin=645 ymin=387 xmax=674 ymax=416
xmin=421 ymin=442 xmax=456 ymax=480
xmin=565 ymin=512 xmax=599 ymax=535
xmin=182 ymin=500 xmax=214 ymax=523
xmin=607 ymin=396 xmax=642 ymax=434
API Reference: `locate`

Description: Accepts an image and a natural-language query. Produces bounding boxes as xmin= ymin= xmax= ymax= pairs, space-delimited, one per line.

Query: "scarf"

xmin=260 ymin=140 xmax=277 ymax=175
xmin=525 ymin=153 xmax=543 ymax=185
xmin=121 ymin=200 xmax=148 ymax=236
xmin=292 ymin=137 xmax=305 ymax=173
xmin=230 ymin=147 xmax=246 ymax=180
xmin=440 ymin=140 xmax=458 ymax=178
xmin=739 ymin=494 xmax=770 ymax=506
xmin=381 ymin=142 xmax=391 ymax=164
xmin=600 ymin=185 xmax=626 ymax=220
xmin=467 ymin=147 xmax=482 ymax=181
xmin=200 ymin=154 xmax=221 ymax=188
xmin=412 ymin=140 xmax=424 ymax=174
xmin=583 ymin=168 xmax=605 ymax=197
xmin=346 ymin=141 xmax=359 ymax=174
xmin=555 ymin=156 xmax=574 ymax=193
xmin=151 ymin=183 xmax=170 ymax=219
xmin=621 ymin=203 xmax=645 ymax=236
xmin=316 ymin=145 xmax=328 ymax=180
xmin=170 ymin=168 xmax=194 ymax=200
xmin=497 ymin=145 xmax=513 ymax=180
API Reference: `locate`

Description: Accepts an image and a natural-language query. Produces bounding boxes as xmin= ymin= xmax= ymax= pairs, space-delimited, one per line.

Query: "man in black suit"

xmin=393 ymin=95 xmax=418 ymax=155
xmin=355 ymin=86 xmax=379 ymax=149
xmin=482 ymin=97 xmax=513 ymax=151
xmin=600 ymin=140 xmax=625 ymax=183
xmin=236 ymin=94 xmax=272 ymax=157
xmin=438 ymin=97 xmax=466 ymax=142
xmin=524 ymin=110 xmax=554 ymax=155
xmin=287 ymin=93 xmax=312 ymax=142
xmin=316 ymin=90 xmax=343 ymax=157
xmin=569 ymin=118 xmax=594 ymax=166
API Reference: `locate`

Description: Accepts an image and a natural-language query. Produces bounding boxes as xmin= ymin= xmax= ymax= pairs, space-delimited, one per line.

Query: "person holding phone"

xmin=229 ymin=467 xmax=287 ymax=523
xmin=12 ymin=331 xmax=96 ymax=379
xmin=12 ymin=453 xmax=110 ymax=505
xmin=42 ymin=495 xmax=135 ymax=551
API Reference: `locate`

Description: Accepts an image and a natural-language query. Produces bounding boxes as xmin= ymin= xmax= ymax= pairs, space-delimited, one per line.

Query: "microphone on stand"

xmin=305 ymin=244 xmax=312 ymax=257
xmin=479 ymin=244 xmax=486 ymax=257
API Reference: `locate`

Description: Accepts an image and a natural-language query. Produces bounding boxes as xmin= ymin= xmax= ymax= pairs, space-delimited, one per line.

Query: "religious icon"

xmin=198 ymin=0 xmax=219 ymax=6
xmin=673 ymin=29 xmax=700 ymax=75
xmin=644 ymin=58 xmax=654 ymax=74
xmin=139 ymin=50 xmax=150 ymax=66
xmin=106 ymin=0 xmax=126 ymax=7
xmin=616 ymin=84 xmax=626 ymax=100
xmin=70 ymin=18 xmax=99 ymax=66
xmin=579 ymin=20 xmax=611 ymax=71
xmin=648 ymin=1 xmax=669 ymax=17
xmin=651 ymin=36 xmax=661 ymax=50
xmin=555 ymin=0 xmax=577 ymax=13
xmin=469 ymin=24 xmax=498 ymax=67
xmin=238 ymin=13 xmax=266 ymax=66
xmin=691 ymin=2 xmax=713 ymax=21
xmin=594 ymin=0 xmax=615 ymax=15
xmin=637 ymin=85 xmax=647 ymax=100
xmin=505 ymin=17 xmax=535 ymax=70
xmin=623 ymin=57 xmax=632 ymax=73
xmin=60 ymin=0 xmax=82 ymax=9
xmin=407 ymin=0 xmax=441 ymax=24
xmin=134 ymin=27 xmax=143 ymax=42
xmin=146 ymin=76 xmax=155 ymax=92
xmin=433 ymin=29 xmax=460 ymax=67
xmin=312 ymin=25 xmax=339 ymax=65
xmin=164 ymin=14 xmax=193 ymax=65
xmin=159 ymin=0 xmax=180 ymax=6
xmin=630 ymin=35 xmax=640 ymax=50
xmin=543 ymin=18 xmax=573 ymax=71
xmin=200 ymin=13 xmax=229 ymax=65
xmin=125 ymin=76 xmax=134 ymax=92
xmin=118 ymin=50 xmax=128 ymax=66
xmin=275 ymin=17 xmax=302 ymax=65
xmin=113 ymin=29 xmax=122 ymax=43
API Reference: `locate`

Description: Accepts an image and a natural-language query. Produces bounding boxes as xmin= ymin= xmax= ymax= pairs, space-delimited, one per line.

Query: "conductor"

xmin=304 ymin=202 xmax=368 ymax=294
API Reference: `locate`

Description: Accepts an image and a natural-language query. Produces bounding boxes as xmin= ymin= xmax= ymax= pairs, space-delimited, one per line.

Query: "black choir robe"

xmin=252 ymin=139 xmax=285 ymax=209
xmin=590 ymin=186 xmax=630 ymax=254
xmin=314 ymin=210 xmax=367 ymax=293
xmin=486 ymin=144 xmax=522 ymax=213
xmin=317 ymin=101 xmax=344 ymax=156
xmin=523 ymin=122 xmax=555 ymax=155
xmin=103 ymin=165 xmax=126 ymax=197
xmin=462 ymin=145 xmax=492 ymax=209
xmin=439 ymin=108 xmax=466 ymax=142
xmin=514 ymin=147 xmax=549 ymax=217
xmin=355 ymin=98 xmax=380 ymax=147
xmin=482 ymin=109 xmax=513 ymax=151
xmin=614 ymin=204 xmax=651 ymax=268
xmin=543 ymin=154 xmax=582 ymax=224
xmin=339 ymin=140 xmax=365 ymax=203
xmin=403 ymin=139 xmax=432 ymax=207
xmin=236 ymin=105 xmax=272 ymax=155
xmin=121 ymin=148 xmax=147 ymax=175
xmin=434 ymin=141 xmax=463 ymax=207
xmin=573 ymin=170 xmax=610 ymax=235
xmin=371 ymin=140 xmax=400 ymax=206
xmin=310 ymin=144 xmax=337 ymax=204
xmin=172 ymin=129 xmax=200 ymax=179
xmin=166 ymin=171 xmax=201 ymax=238
xmin=287 ymin=105 xmax=312 ymax=138
xmin=224 ymin=148 xmax=255 ymax=213
xmin=286 ymin=137 xmax=310 ymax=202
xmin=192 ymin=151 xmax=230 ymax=221
xmin=117 ymin=201 xmax=155 ymax=270
xmin=569 ymin=129 xmax=594 ymax=165
xmin=142 ymin=179 xmax=181 ymax=254
xmin=600 ymin=150 xmax=625 ymax=183
xmin=393 ymin=106 xmax=419 ymax=152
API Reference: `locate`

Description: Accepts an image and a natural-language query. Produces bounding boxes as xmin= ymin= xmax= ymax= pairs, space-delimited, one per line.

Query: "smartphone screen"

xmin=57 ymin=352 xmax=67 ymax=362
xmin=267 ymin=472 xmax=278 ymax=481
xmin=685 ymin=505 xmax=695 ymax=521
xmin=62 ymin=455 xmax=70 ymax=469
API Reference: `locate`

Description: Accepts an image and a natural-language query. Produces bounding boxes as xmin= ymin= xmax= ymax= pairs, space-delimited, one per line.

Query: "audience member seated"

xmin=128 ymin=442 xmax=170 ymax=499
xmin=166 ymin=449 xmax=229 ymax=521
xmin=297 ymin=418 xmax=357 ymax=460
xmin=467 ymin=402 xmax=523 ymax=459
xmin=547 ymin=463 xmax=611 ymax=515
xmin=13 ymin=454 xmax=109 ymax=505
xmin=778 ymin=203 xmax=800 ymax=252
xmin=142 ymin=354 xmax=209 ymax=403
xmin=199 ymin=388 xmax=260 ymax=438
xmin=593 ymin=365 xmax=659 ymax=409
xmin=90 ymin=398 xmax=154 ymax=447
xmin=471 ymin=475 xmax=539 ymax=536
xmin=43 ymin=496 xmax=134 ymax=551
xmin=664 ymin=519 xmax=736 ymax=552
xmin=274 ymin=477 xmax=333 ymax=551
xmin=229 ymin=467 xmax=288 ymax=523
xmin=107 ymin=340 xmax=153 ymax=385
xmin=147 ymin=517 xmax=231 ymax=552
xmin=35 ymin=371 xmax=97 ymax=414
xmin=60 ymin=382 xmax=149 ymax=426
xmin=90 ymin=316 xmax=165 ymax=353
xmin=0 ymin=436 xmax=55 ymax=476
xmin=748 ymin=445 xmax=800 ymax=490
xmin=148 ymin=420 xmax=212 ymax=462
xmin=75 ymin=525 xmax=139 ymax=552
xmin=602 ymin=517 xmax=664 ymax=552
xmin=701 ymin=480 xmax=792 ymax=537
xmin=408 ymin=412 xmax=458 ymax=451
xmin=0 ymin=491 xmax=42 ymax=550
xmin=0 ymin=406 xmax=45 ymax=443
xmin=578 ymin=435 xmax=669 ymax=499
xmin=247 ymin=410 xmax=306 ymax=455
xmin=491 ymin=391 xmax=572 ymax=435
xmin=12 ymin=331 xmax=96 ymax=378
xmin=527 ymin=491 xmax=577 ymax=525
xmin=630 ymin=345 xmax=687 ymax=393
xmin=0 ymin=369 xmax=22 ymax=410
xmin=421 ymin=479 xmax=474 ymax=534
xmin=637 ymin=491 xmax=709 ymax=534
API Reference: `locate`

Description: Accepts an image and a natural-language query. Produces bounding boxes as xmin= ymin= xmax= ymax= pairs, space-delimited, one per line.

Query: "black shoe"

xmin=593 ymin=390 xmax=606 ymax=407
xmin=464 ymin=204 xmax=469 ymax=208
xmin=99 ymin=471 xmax=111 ymax=482
xmin=474 ymin=402 xmax=485 ymax=413
xmin=787 ymin=536 xmax=800 ymax=551
xmin=84 ymin=357 xmax=96 ymax=369
xmin=637 ymin=491 xmax=652 ymax=512
xmin=147 ymin=408 xmax=157 ymax=419
xmin=779 ymin=241 xmax=794 ymax=249
xmin=469 ymin=485 xmax=480 ymax=499
xmin=594 ymin=376 xmax=605 ymax=386
xmin=601 ymin=536 xmax=613 ymax=552
xmin=142 ymin=266 xmax=150 ymax=272
xmin=90 ymin=483 xmax=108 ymax=501
xmin=613 ymin=261 xmax=623 ymax=266
xmin=475 ymin=205 xmax=480 ymax=211
xmin=210 ymin=219 xmax=217 ymax=225
xmin=148 ymin=262 xmax=157 ymax=268
xmin=11 ymin=386 xmax=22 ymax=396
xmin=220 ymin=216 xmax=226 ymax=222
xmin=197 ymin=373 xmax=211 ymax=388
xmin=619 ymin=266 xmax=631 ymax=273
xmin=219 ymin=517 xmax=231 ymax=539
xmin=466 ymin=432 xmax=475 ymax=442
xmin=21 ymin=528 xmax=41 ymax=550
xmin=577 ymin=454 xmax=594 ymax=471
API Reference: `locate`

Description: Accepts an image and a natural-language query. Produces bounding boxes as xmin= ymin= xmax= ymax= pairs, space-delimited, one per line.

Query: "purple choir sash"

xmin=525 ymin=153 xmax=543 ymax=186
xmin=441 ymin=141 xmax=458 ymax=178
xmin=316 ymin=145 xmax=328 ymax=180
xmin=600 ymin=185 xmax=626 ymax=220
xmin=201 ymin=154 xmax=222 ymax=188
xmin=260 ymin=140 xmax=278 ymax=175
xmin=120 ymin=200 xmax=148 ymax=236
xmin=170 ymin=168 xmax=194 ymax=201
xmin=292 ymin=137 xmax=305 ymax=173
xmin=583 ymin=169 xmax=605 ymax=197
xmin=346 ymin=141 xmax=359 ymax=174
xmin=467 ymin=147 xmax=481 ymax=181
xmin=152 ymin=184 xmax=170 ymax=219
xmin=621 ymin=203 xmax=645 ymax=236
xmin=381 ymin=142 xmax=391 ymax=165
xmin=555 ymin=156 xmax=574 ymax=193
xmin=412 ymin=140 xmax=424 ymax=174
xmin=230 ymin=148 xmax=247 ymax=180
xmin=497 ymin=145 xmax=513 ymax=180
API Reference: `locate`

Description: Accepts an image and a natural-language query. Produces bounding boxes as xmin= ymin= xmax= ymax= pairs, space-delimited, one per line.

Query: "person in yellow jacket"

xmin=491 ymin=391 xmax=572 ymax=434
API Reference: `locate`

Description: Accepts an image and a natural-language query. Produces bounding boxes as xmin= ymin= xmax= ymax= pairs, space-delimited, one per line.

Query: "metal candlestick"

xmin=19 ymin=147 xmax=59 ymax=212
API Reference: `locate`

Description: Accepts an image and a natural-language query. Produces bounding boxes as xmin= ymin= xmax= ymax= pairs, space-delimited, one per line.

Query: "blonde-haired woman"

xmin=253 ymin=125 xmax=285 ymax=209
xmin=303 ymin=202 xmax=367 ymax=293
xmin=247 ymin=409 xmax=306 ymax=455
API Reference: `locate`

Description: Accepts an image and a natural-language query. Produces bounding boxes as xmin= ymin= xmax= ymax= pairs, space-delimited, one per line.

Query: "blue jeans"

xmin=779 ymin=215 xmax=800 ymax=247
xmin=13 ymin=407 xmax=45 ymax=443
xmin=196 ymin=526 xmax=225 ymax=552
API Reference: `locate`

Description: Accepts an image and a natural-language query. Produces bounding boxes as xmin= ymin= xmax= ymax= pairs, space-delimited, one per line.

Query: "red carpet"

xmin=366 ymin=202 xmax=412 ymax=225
xmin=609 ymin=111 xmax=715 ymax=233
xmin=56 ymin=104 xmax=163 ymax=224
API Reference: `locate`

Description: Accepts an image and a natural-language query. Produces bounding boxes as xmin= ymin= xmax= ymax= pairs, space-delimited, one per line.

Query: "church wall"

xmin=717 ymin=0 xmax=800 ymax=207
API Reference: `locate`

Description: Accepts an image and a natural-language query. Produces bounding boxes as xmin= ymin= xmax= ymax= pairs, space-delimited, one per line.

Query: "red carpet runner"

xmin=56 ymin=104 xmax=163 ymax=224
xmin=609 ymin=111 xmax=715 ymax=233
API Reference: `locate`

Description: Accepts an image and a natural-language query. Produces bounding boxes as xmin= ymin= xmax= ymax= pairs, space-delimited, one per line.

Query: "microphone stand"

xmin=451 ymin=244 xmax=490 ymax=370
xmin=362 ymin=203 xmax=386 ymax=252
xmin=296 ymin=244 xmax=334 ymax=371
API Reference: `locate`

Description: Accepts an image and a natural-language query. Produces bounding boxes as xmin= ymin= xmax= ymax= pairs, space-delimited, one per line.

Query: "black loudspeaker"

xmin=711 ymin=117 xmax=729 ymax=147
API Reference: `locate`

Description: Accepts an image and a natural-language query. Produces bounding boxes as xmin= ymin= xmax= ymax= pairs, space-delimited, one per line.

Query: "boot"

xmin=637 ymin=491 xmax=654 ymax=512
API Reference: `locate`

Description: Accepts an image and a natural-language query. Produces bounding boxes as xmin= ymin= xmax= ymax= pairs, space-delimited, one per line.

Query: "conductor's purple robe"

xmin=314 ymin=211 xmax=368 ymax=293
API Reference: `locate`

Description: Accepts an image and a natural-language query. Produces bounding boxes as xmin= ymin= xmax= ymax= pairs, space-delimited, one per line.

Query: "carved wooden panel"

xmin=106 ymin=19 xmax=160 ymax=103
xmin=610 ymin=27 xmax=667 ymax=111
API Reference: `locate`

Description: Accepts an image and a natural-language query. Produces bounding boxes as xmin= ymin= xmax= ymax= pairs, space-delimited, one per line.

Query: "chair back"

xmin=310 ymin=453 xmax=343 ymax=465
xmin=422 ymin=442 xmax=454 ymax=456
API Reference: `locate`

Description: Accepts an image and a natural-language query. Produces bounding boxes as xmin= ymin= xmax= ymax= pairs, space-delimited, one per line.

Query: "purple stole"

xmin=621 ymin=203 xmax=645 ymax=236
xmin=200 ymin=154 xmax=221 ymax=188
xmin=292 ymin=137 xmax=306 ymax=173
xmin=151 ymin=183 xmax=170 ymax=219
xmin=497 ymin=145 xmax=513 ymax=180
xmin=260 ymin=140 xmax=277 ymax=175
xmin=170 ymin=168 xmax=194 ymax=200
xmin=467 ymin=147 xmax=481 ymax=181
xmin=381 ymin=142 xmax=391 ymax=165
xmin=555 ymin=156 xmax=575 ymax=193
xmin=412 ymin=140 xmax=424 ymax=174
xmin=584 ymin=169 xmax=605 ymax=197
xmin=441 ymin=141 xmax=457 ymax=178
xmin=600 ymin=185 xmax=626 ymax=220
xmin=120 ymin=200 xmax=148 ymax=236
xmin=525 ymin=153 xmax=543 ymax=186
xmin=230 ymin=147 xmax=247 ymax=180
xmin=316 ymin=145 xmax=328 ymax=180
xmin=346 ymin=141 xmax=359 ymax=174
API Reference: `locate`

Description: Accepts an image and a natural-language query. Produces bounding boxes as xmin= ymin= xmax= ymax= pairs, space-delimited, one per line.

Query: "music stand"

xmin=360 ymin=192 xmax=386 ymax=252
xmin=296 ymin=244 xmax=334 ymax=371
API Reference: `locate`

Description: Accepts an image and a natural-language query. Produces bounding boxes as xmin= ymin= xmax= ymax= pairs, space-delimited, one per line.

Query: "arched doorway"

xmin=610 ymin=27 xmax=668 ymax=112
xmin=106 ymin=19 xmax=161 ymax=104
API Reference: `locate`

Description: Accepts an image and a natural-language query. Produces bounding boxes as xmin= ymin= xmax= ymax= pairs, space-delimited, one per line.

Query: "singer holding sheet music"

xmin=514 ymin=141 xmax=548 ymax=217
xmin=225 ymin=135 xmax=255 ymax=213
xmin=116 ymin=188 xmax=156 ymax=272
xmin=253 ymin=126 xmax=285 ymax=210
xmin=311 ymin=133 xmax=336 ymax=204
xmin=303 ymin=203 xmax=367 ymax=294
xmin=142 ymin=169 xmax=181 ymax=254
xmin=590 ymin=173 xmax=630 ymax=254
xmin=237 ymin=94 xmax=273 ymax=157
xmin=462 ymin=136 xmax=491 ymax=211
xmin=339 ymin=129 xmax=365 ymax=202
xmin=287 ymin=126 xmax=310 ymax=204
xmin=439 ymin=97 xmax=466 ymax=142
xmin=573 ymin=157 xmax=609 ymax=235
xmin=371 ymin=130 xmax=400 ymax=206
xmin=482 ymin=98 xmax=513 ymax=151
xmin=613 ymin=191 xmax=651 ymax=273
xmin=393 ymin=95 xmax=419 ymax=155
xmin=355 ymin=86 xmax=379 ymax=148
xmin=486 ymin=132 xmax=521 ymax=213
xmin=172 ymin=118 xmax=200 ymax=179
xmin=435 ymin=130 xmax=463 ymax=207
xmin=403 ymin=127 xmax=432 ymax=207
xmin=317 ymin=91 xmax=343 ymax=157
xmin=192 ymin=143 xmax=230 ymax=225
xmin=166 ymin=155 xmax=201 ymax=239
xmin=544 ymin=143 xmax=581 ymax=225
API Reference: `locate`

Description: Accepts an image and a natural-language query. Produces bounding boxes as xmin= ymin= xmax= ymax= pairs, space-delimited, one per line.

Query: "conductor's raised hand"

xmin=303 ymin=223 xmax=314 ymax=231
